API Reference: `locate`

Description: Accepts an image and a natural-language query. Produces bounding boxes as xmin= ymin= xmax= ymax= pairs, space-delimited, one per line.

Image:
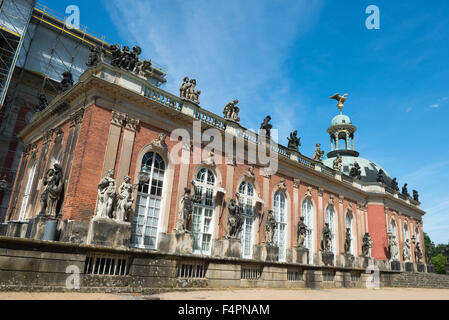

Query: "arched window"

xmin=325 ymin=205 xmax=336 ymax=254
xmin=301 ymin=199 xmax=314 ymax=264
xmin=19 ymin=161 xmax=37 ymax=221
xmin=403 ymin=223 xmax=409 ymax=242
xmin=131 ymin=152 xmax=166 ymax=249
xmin=346 ymin=212 xmax=354 ymax=255
xmin=238 ymin=181 xmax=255 ymax=258
xmin=390 ymin=219 xmax=397 ymax=237
xmin=273 ymin=191 xmax=287 ymax=262
xmin=192 ymin=168 xmax=216 ymax=255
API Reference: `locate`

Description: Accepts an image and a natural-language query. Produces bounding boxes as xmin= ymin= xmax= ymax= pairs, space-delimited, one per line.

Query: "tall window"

xmin=325 ymin=206 xmax=336 ymax=254
xmin=346 ymin=212 xmax=353 ymax=255
xmin=19 ymin=161 xmax=37 ymax=221
xmin=132 ymin=152 xmax=165 ymax=249
xmin=403 ymin=223 xmax=409 ymax=242
xmin=238 ymin=181 xmax=255 ymax=259
xmin=192 ymin=168 xmax=216 ymax=255
xmin=302 ymin=199 xmax=314 ymax=264
xmin=273 ymin=191 xmax=287 ymax=262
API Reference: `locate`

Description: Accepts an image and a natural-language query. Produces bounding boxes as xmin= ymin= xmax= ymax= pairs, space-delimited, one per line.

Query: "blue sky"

xmin=40 ymin=0 xmax=449 ymax=244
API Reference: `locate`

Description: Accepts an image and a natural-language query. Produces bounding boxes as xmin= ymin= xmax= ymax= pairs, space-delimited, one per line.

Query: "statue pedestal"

xmin=390 ymin=260 xmax=401 ymax=271
xmin=321 ymin=251 xmax=334 ymax=266
xmin=167 ymin=232 xmax=194 ymax=255
xmin=344 ymin=253 xmax=355 ymax=268
xmin=427 ymin=264 xmax=435 ymax=273
xmin=360 ymin=255 xmax=374 ymax=268
xmin=405 ymin=262 xmax=414 ymax=272
xmin=295 ymin=247 xmax=309 ymax=264
xmin=416 ymin=262 xmax=425 ymax=273
xmin=87 ymin=217 xmax=131 ymax=249
xmin=59 ymin=220 xmax=90 ymax=244
xmin=264 ymin=244 xmax=279 ymax=262
xmin=26 ymin=215 xmax=58 ymax=240
xmin=212 ymin=238 xmax=241 ymax=258
xmin=6 ymin=221 xmax=29 ymax=238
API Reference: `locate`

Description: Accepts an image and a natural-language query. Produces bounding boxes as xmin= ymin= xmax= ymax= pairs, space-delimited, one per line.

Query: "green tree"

xmin=431 ymin=254 xmax=447 ymax=274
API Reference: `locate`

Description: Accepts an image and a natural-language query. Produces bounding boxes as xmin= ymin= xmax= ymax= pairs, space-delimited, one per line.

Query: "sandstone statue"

xmin=287 ymin=130 xmax=301 ymax=152
xmin=86 ymin=46 xmax=105 ymax=67
xmin=415 ymin=241 xmax=423 ymax=263
xmin=377 ymin=169 xmax=385 ymax=184
xmin=344 ymin=228 xmax=352 ymax=254
xmin=59 ymin=71 xmax=74 ymax=92
xmin=223 ymin=100 xmax=240 ymax=122
xmin=36 ymin=94 xmax=48 ymax=112
xmin=113 ymin=176 xmax=133 ymax=222
xmin=177 ymin=185 xmax=201 ymax=233
xmin=333 ymin=154 xmax=342 ymax=171
xmin=403 ymin=238 xmax=412 ymax=262
xmin=321 ymin=223 xmax=332 ymax=252
xmin=362 ymin=232 xmax=373 ymax=257
xmin=39 ymin=164 xmax=64 ymax=218
xmin=313 ymin=144 xmax=324 ymax=162
xmin=259 ymin=116 xmax=272 ymax=139
xmin=297 ymin=216 xmax=310 ymax=248
xmin=413 ymin=190 xmax=419 ymax=202
xmin=402 ymin=183 xmax=410 ymax=197
xmin=96 ymin=169 xmax=116 ymax=219
xmin=391 ymin=177 xmax=399 ymax=192
xmin=227 ymin=195 xmax=244 ymax=239
xmin=265 ymin=210 xmax=277 ymax=245
xmin=349 ymin=162 xmax=362 ymax=180
xmin=388 ymin=234 xmax=399 ymax=261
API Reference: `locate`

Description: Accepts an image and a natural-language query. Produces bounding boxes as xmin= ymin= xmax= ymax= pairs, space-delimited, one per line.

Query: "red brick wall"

xmin=368 ymin=204 xmax=388 ymax=260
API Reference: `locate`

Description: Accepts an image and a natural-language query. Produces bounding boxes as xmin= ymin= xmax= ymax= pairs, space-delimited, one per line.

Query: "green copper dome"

xmin=331 ymin=114 xmax=352 ymax=126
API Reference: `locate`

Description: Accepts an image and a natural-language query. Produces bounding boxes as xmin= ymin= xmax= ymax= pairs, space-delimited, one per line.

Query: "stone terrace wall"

xmin=0 ymin=237 xmax=399 ymax=293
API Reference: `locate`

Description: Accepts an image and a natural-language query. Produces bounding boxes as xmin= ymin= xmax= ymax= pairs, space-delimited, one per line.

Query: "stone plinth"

xmin=390 ymin=260 xmax=401 ymax=271
xmin=0 ymin=223 xmax=7 ymax=236
xmin=405 ymin=262 xmax=414 ymax=272
xmin=321 ymin=251 xmax=334 ymax=266
xmin=59 ymin=220 xmax=90 ymax=244
xmin=296 ymin=247 xmax=309 ymax=264
xmin=26 ymin=215 xmax=57 ymax=240
xmin=360 ymin=255 xmax=374 ymax=268
xmin=164 ymin=232 xmax=194 ymax=254
xmin=212 ymin=238 xmax=242 ymax=258
xmin=6 ymin=221 xmax=29 ymax=238
xmin=87 ymin=217 xmax=131 ymax=249
xmin=416 ymin=262 xmax=425 ymax=273
xmin=427 ymin=264 xmax=435 ymax=273
xmin=344 ymin=253 xmax=355 ymax=268
xmin=265 ymin=244 xmax=279 ymax=262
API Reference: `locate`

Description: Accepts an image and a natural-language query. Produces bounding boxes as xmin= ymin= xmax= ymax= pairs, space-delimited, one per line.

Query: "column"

xmin=116 ymin=115 xmax=140 ymax=186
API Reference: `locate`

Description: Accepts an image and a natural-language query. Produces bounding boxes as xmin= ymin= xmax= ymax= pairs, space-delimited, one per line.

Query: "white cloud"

xmin=430 ymin=104 xmax=439 ymax=108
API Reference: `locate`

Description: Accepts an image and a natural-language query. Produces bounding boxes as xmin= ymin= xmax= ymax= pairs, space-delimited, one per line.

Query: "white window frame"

xmin=19 ymin=161 xmax=37 ymax=221
xmin=238 ymin=181 xmax=255 ymax=259
xmin=131 ymin=152 xmax=166 ymax=250
xmin=325 ymin=205 xmax=336 ymax=254
xmin=273 ymin=191 xmax=287 ymax=262
xmin=302 ymin=199 xmax=314 ymax=264
xmin=192 ymin=168 xmax=216 ymax=256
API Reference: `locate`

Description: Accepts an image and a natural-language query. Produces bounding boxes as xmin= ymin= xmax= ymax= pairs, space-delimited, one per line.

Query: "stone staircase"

xmin=392 ymin=272 xmax=449 ymax=289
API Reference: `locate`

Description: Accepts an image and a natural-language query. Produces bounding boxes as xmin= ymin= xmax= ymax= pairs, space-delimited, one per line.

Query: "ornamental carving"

xmin=70 ymin=108 xmax=85 ymax=127
xmin=293 ymin=179 xmax=300 ymax=189
xmin=244 ymin=166 xmax=256 ymax=180
xmin=277 ymin=178 xmax=287 ymax=192
xmin=150 ymin=133 xmax=168 ymax=152
xmin=304 ymin=186 xmax=313 ymax=199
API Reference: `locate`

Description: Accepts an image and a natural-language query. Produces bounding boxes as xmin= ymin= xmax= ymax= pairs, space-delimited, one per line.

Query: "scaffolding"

xmin=0 ymin=0 xmax=35 ymax=108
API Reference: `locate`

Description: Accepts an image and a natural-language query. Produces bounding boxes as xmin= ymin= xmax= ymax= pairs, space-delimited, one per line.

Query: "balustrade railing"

xmin=194 ymin=108 xmax=226 ymax=130
xmin=144 ymin=86 xmax=182 ymax=111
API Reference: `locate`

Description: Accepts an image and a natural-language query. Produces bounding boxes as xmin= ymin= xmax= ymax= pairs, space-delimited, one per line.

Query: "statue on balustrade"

xmin=113 ymin=176 xmax=134 ymax=222
xmin=391 ymin=178 xmax=399 ymax=192
xmin=223 ymin=100 xmax=240 ymax=122
xmin=297 ymin=216 xmax=310 ymax=248
xmin=377 ymin=169 xmax=385 ymax=184
xmin=287 ymin=130 xmax=301 ymax=152
xmin=87 ymin=46 xmax=105 ymax=67
xmin=59 ymin=71 xmax=74 ymax=93
xmin=259 ymin=116 xmax=272 ymax=139
xmin=227 ymin=195 xmax=244 ymax=239
xmin=39 ymin=164 xmax=64 ymax=219
xmin=110 ymin=44 xmax=122 ymax=67
xmin=361 ymin=232 xmax=373 ymax=257
xmin=127 ymin=46 xmax=142 ymax=72
xmin=321 ymin=223 xmax=332 ymax=252
xmin=349 ymin=162 xmax=362 ymax=180
xmin=402 ymin=183 xmax=410 ymax=197
xmin=313 ymin=144 xmax=324 ymax=162
xmin=415 ymin=241 xmax=423 ymax=263
xmin=179 ymin=77 xmax=201 ymax=104
xmin=265 ymin=210 xmax=277 ymax=245
xmin=403 ymin=238 xmax=412 ymax=262
xmin=36 ymin=94 xmax=48 ymax=112
xmin=413 ymin=190 xmax=419 ymax=202
xmin=136 ymin=60 xmax=153 ymax=78
xmin=333 ymin=154 xmax=342 ymax=171
xmin=344 ymin=228 xmax=352 ymax=254
xmin=388 ymin=234 xmax=399 ymax=261
xmin=96 ymin=170 xmax=116 ymax=219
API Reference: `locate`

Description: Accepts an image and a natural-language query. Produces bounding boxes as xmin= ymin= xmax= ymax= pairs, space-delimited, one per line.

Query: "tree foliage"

xmin=431 ymin=254 xmax=447 ymax=274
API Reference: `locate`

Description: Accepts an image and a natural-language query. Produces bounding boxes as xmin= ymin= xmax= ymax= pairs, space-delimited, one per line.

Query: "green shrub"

xmin=431 ymin=254 xmax=447 ymax=274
